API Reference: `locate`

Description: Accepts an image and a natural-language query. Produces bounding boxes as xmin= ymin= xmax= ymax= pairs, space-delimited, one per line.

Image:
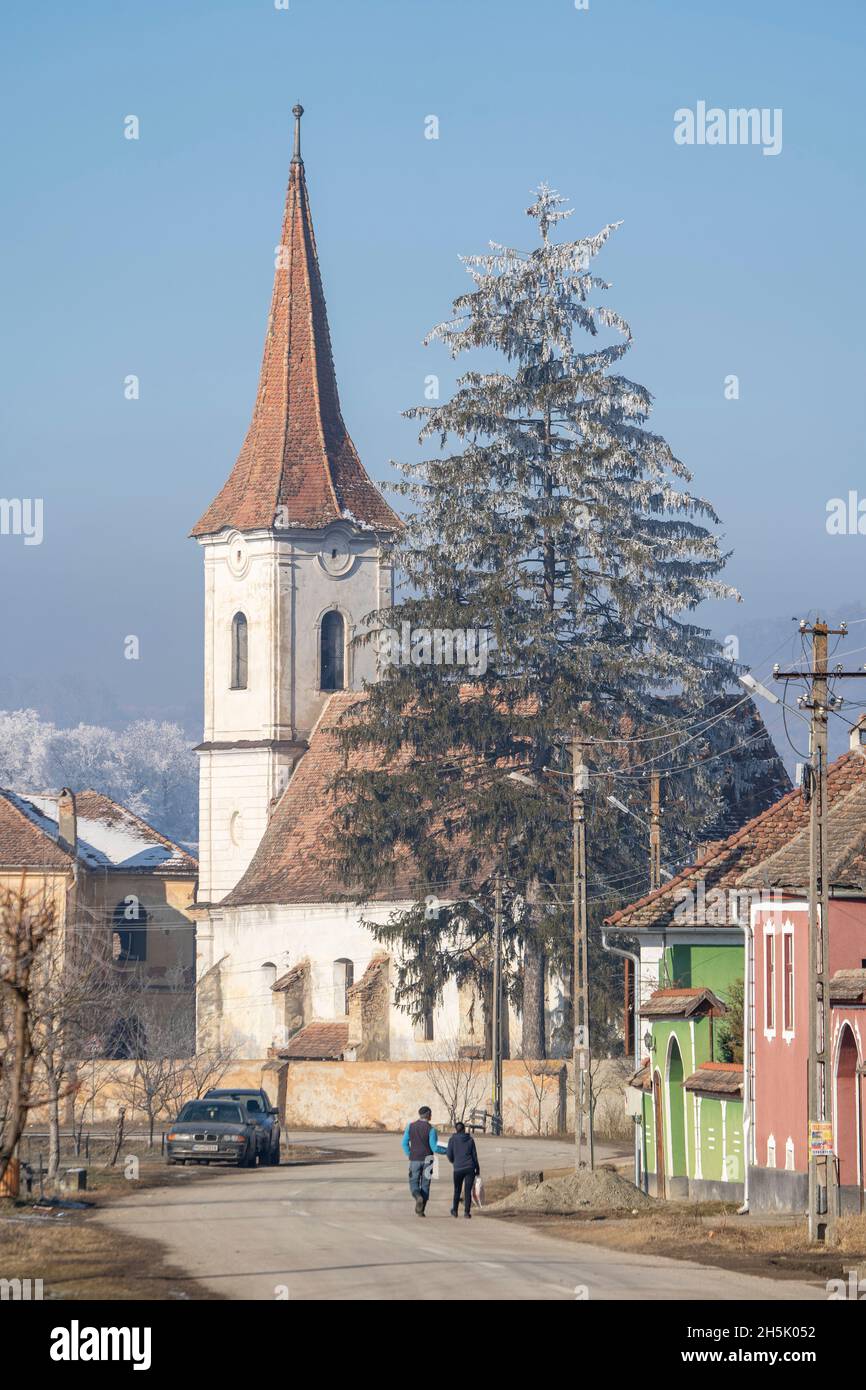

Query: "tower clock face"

xmin=318 ymin=529 xmax=352 ymax=576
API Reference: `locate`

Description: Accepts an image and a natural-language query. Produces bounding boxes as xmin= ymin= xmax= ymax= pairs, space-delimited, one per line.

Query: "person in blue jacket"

xmin=401 ymin=1106 xmax=446 ymax=1216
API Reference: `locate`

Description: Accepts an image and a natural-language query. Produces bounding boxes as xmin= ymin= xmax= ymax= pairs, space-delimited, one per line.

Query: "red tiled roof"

xmin=738 ymin=778 xmax=866 ymax=893
xmin=222 ymin=692 xmax=412 ymax=906
xmin=830 ymin=969 xmax=866 ymax=1005
xmin=0 ymin=788 xmax=196 ymax=875
xmin=0 ymin=791 xmax=74 ymax=870
xmin=684 ymin=1063 xmax=743 ymax=1097
xmin=606 ymin=749 xmax=866 ymax=932
xmin=628 ymin=1061 xmax=652 ymax=1092
xmin=191 ymin=140 xmax=400 ymax=538
xmin=280 ymin=1021 xmax=349 ymax=1060
xmin=223 ymin=689 xmax=495 ymax=908
xmin=640 ymin=987 xmax=726 ymax=1019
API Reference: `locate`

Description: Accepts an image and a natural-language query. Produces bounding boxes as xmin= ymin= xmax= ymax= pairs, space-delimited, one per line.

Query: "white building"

xmin=191 ymin=109 xmax=495 ymax=1061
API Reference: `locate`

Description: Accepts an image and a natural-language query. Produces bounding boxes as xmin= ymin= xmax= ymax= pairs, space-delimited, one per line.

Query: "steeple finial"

xmin=292 ymin=103 xmax=304 ymax=163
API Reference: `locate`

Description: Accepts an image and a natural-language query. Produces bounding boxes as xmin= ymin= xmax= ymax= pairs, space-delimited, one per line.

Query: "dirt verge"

xmin=481 ymin=1168 xmax=866 ymax=1285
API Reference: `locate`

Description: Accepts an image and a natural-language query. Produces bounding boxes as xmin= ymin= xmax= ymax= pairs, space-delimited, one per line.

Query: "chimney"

xmin=850 ymin=715 xmax=866 ymax=757
xmin=57 ymin=788 xmax=77 ymax=855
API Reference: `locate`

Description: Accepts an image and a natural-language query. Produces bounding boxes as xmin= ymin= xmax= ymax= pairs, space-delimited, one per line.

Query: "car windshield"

xmin=177 ymin=1102 xmax=243 ymax=1124
xmin=210 ymin=1092 xmax=266 ymax=1113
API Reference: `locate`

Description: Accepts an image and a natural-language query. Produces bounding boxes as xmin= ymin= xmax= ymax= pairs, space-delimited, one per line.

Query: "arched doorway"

xmin=666 ymin=1036 xmax=687 ymax=1178
xmin=652 ymin=1069 xmax=665 ymax=1198
xmin=836 ymin=1024 xmax=861 ymax=1202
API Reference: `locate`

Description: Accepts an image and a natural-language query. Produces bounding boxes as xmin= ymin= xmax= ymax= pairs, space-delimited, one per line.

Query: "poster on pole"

xmin=809 ymin=1121 xmax=834 ymax=1157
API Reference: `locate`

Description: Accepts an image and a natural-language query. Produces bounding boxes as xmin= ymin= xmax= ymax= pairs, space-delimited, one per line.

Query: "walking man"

xmin=446 ymin=1121 xmax=480 ymax=1218
xmin=401 ymin=1105 xmax=446 ymax=1216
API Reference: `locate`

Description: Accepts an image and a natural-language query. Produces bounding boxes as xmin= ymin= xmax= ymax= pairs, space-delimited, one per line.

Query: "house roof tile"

xmin=279 ymin=1021 xmax=349 ymax=1060
xmin=640 ymin=986 xmax=726 ymax=1019
xmin=830 ymin=968 xmax=866 ymax=1005
xmin=607 ymin=750 xmax=866 ymax=933
xmin=684 ymin=1063 xmax=744 ymax=1097
xmin=0 ymin=788 xmax=196 ymax=875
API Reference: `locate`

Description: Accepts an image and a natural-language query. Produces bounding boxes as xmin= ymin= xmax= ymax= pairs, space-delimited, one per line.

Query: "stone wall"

xmin=26 ymin=1055 xmax=633 ymax=1142
xmin=279 ymin=1059 xmax=568 ymax=1135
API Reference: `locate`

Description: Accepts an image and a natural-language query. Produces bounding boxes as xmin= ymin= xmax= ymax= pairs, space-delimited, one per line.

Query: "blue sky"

xmin=2 ymin=0 xmax=865 ymax=729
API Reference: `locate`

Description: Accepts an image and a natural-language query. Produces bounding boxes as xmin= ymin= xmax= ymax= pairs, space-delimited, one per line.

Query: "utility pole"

xmin=775 ymin=619 xmax=866 ymax=1242
xmin=491 ymin=871 xmax=503 ymax=1136
xmin=572 ymin=735 xmax=593 ymax=1169
xmin=649 ymin=770 xmax=662 ymax=892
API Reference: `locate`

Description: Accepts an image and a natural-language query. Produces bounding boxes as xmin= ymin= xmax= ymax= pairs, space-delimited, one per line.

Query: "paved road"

xmin=97 ymin=1131 xmax=825 ymax=1301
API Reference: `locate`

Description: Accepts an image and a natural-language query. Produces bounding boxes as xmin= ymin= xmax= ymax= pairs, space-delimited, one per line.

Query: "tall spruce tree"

xmin=332 ymin=185 xmax=751 ymax=1056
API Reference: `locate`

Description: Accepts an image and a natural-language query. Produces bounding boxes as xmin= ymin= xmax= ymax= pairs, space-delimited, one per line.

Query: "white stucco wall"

xmin=199 ymin=901 xmax=464 ymax=1060
xmin=195 ymin=522 xmax=394 ymax=904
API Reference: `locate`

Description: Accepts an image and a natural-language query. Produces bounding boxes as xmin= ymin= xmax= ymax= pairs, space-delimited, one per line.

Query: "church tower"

xmin=191 ymin=107 xmax=400 ymax=904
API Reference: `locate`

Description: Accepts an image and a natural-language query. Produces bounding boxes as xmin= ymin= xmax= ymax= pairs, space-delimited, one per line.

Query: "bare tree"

xmin=424 ymin=1035 xmax=487 ymax=1126
xmin=107 ymin=966 xmax=199 ymax=1145
xmin=69 ymin=1043 xmax=117 ymax=1157
xmin=0 ymin=885 xmax=57 ymax=1185
xmin=29 ymin=933 xmax=123 ymax=1180
xmin=163 ymin=1042 xmax=240 ymax=1119
xmin=514 ymin=1053 xmax=563 ymax=1136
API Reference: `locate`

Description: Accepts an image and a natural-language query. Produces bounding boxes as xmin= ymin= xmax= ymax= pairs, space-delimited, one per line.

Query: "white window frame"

xmin=762 ymin=923 xmax=776 ymax=1041
xmin=781 ymin=921 xmax=796 ymax=1043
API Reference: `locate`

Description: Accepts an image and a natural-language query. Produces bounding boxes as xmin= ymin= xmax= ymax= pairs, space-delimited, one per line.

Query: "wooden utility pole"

xmin=491 ymin=872 xmax=503 ymax=1136
xmin=572 ymin=736 xmax=593 ymax=1169
xmin=808 ymin=622 xmax=834 ymax=1243
xmin=775 ymin=620 xmax=866 ymax=1242
xmin=649 ymin=771 xmax=662 ymax=892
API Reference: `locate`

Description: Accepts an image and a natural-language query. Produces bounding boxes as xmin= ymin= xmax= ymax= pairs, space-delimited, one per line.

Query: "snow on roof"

xmin=4 ymin=789 xmax=195 ymax=872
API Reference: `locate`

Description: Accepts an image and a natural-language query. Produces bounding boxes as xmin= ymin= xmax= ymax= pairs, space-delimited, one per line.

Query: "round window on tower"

xmin=229 ymin=810 xmax=244 ymax=848
xmin=226 ymin=531 xmax=251 ymax=578
xmin=318 ymin=528 xmax=352 ymax=576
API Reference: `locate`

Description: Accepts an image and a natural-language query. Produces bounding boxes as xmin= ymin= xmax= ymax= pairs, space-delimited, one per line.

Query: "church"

xmin=190 ymin=109 xmax=500 ymax=1063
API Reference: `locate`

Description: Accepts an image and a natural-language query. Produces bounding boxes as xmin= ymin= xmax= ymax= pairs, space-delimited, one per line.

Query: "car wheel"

xmin=270 ymin=1143 xmax=280 ymax=1167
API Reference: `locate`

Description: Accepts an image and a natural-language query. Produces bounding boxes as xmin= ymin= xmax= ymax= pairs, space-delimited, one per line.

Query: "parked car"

xmin=204 ymin=1088 xmax=281 ymax=1166
xmin=166 ymin=1099 xmax=262 ymax=1167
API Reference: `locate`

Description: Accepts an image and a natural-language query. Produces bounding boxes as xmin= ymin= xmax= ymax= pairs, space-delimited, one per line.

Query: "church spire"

xmin=192 ymin=110 xmax=400 ymax=538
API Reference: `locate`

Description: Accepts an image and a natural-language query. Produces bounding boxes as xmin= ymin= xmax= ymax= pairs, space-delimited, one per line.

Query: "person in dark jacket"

xmin=446 ymin=1121 xmax=480 ymax=1218
xmin=401 ymin=1106 xmax=446 ymax=1215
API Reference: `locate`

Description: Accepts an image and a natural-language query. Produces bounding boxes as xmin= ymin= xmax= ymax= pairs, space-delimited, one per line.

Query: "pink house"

xmin=744 ymin=730 xmax=866 ymax=1212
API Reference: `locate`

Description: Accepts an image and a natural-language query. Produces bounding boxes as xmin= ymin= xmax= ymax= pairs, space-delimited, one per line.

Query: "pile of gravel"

xmin=489 ymin=1167 xmax=655 ymax=1215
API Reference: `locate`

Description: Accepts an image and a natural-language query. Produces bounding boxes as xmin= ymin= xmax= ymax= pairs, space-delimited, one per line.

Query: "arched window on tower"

xmin=320 ymin=611 xmax=345 ymax=691
xmin=333 ymin=958 xmax=354 ymax=1016
xmin=231 ymin=612 xmax=248 ymax=690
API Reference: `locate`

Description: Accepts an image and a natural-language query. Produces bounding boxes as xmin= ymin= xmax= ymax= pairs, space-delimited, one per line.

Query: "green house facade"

xmin=629 ymin=940 xmax=745 ymax=1202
